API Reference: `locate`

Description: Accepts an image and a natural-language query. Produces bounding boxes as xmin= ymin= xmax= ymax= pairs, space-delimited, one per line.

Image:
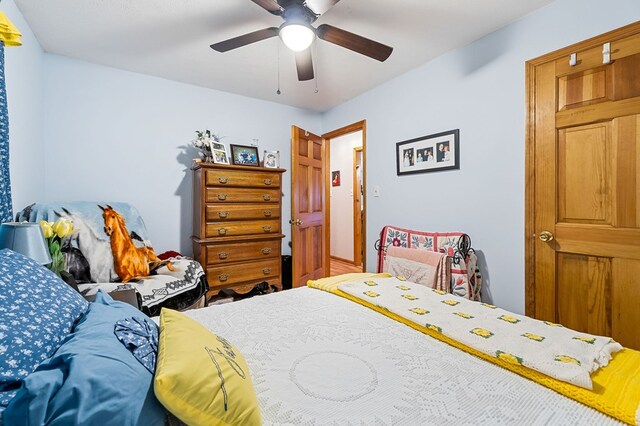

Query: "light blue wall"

xmin=3 ymin=0 xmax=321 ymax=257
xmin=40 ymin=55 xmax=321 ymax=255
xmin=5 ymin=0 xmax=640 ymax=312
xmin=3 ymin=0 xmax=45 ymax=214
xmin=322 ymin=0 xmax=640 ymax=313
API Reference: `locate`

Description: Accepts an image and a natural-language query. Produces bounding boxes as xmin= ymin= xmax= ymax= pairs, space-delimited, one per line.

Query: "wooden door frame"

xmin=524 ymin=21 xmax=640 ymax=318
xmin=353 ymin=146 xmax=363 ymax=266
xmin=322 ymin=120 xmax=367 ymax=272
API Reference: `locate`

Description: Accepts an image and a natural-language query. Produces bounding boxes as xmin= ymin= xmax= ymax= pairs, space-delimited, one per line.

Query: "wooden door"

xmin=526 ymin=22 xmax=640 ymax=350
xmin=291 ymin=125 xmax=327 ymax=286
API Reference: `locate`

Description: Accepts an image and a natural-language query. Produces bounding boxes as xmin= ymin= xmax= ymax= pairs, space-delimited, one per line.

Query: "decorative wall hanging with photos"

xmin=396 ymin=129 xmax=459 ymax=176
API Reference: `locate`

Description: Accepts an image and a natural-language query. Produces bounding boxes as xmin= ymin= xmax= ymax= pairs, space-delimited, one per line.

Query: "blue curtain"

xmin=0 ymin=42 xmax=12 ymax=222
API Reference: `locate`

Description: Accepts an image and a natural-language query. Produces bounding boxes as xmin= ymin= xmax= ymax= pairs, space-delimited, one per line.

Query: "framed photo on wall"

xmin=230 ymin=144 xmax=260 ymax=166
xmin=396 ymin=129 xmax=459 ymax=176
xmin=331 ymin=170 xmax=341 ymax=186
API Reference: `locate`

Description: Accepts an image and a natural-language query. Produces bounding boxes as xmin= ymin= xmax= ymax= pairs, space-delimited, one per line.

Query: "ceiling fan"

xmin=210 ymin=0 xmax=393 ymax=81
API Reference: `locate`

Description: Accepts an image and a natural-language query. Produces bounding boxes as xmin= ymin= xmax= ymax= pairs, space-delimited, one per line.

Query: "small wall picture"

xmin=230 ymin=144 xmax=260 ymax=166
xmin=396 ymin=129 xmax=460 ymax=176
xmin=332 ymin=170 xmax=341 ymax=187
xmin=210 ymin=140 xmax=229 ymax=165
xmin=263 ymin=150 xmax=280 ymax=168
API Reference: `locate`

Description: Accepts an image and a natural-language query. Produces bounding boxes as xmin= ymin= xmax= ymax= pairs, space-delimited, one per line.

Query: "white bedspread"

xmin=185 ymin=287 xmax=621 ymax=425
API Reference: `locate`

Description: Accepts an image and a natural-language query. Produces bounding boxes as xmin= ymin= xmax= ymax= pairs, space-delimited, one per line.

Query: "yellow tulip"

xmin=52 ymin=218 xmax=74 ymax=238
xmin=40 ymin=220 xmax=54 ymax=239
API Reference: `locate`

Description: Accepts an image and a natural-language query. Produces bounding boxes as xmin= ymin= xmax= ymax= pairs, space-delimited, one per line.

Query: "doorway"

xmin=323 ymin=121 xmax=367 ymax=276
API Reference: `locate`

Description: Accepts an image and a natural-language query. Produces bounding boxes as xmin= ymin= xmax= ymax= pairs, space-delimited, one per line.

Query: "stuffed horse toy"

xmin=56 ymin=208 xmax=117 ymax=283
xmin=99 ymin=205 xmax=174 ymax=283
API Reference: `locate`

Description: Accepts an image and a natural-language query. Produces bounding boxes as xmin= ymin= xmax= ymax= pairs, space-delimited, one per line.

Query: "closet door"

xmin=527 ymin=22 xmax=640 ymax=349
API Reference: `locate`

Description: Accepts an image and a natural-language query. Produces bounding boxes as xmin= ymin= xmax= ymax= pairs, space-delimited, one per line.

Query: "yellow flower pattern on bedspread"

xmin=331 ymin=275 xmax=622 ymax=390
xmin=307 ymin=273 xmax=640 ymax=425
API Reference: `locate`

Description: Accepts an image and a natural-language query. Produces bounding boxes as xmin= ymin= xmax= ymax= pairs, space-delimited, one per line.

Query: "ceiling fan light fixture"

xmin=279 ymin=22 xmax=315 ymax=52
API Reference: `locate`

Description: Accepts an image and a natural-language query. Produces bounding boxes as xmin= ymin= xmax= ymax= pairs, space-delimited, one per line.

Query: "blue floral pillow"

xmin=0 ymin=249 xmax=88 ymax=408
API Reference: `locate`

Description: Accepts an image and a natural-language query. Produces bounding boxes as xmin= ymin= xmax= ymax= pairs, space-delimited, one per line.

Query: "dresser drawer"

xmin=205 ymin=240 xmax=280 ymax=265
xmin=205 ymin=169 xmax=281 ymax=188
xmin=207 ymin=259 xmax=280 ymax=288
xmin=205 ymin=219 xmax=280 ymax=238
xmin=206 ymin=187 xmax=281 ymax=203
xmin=205 ymin=204 xmax=280 ymax=221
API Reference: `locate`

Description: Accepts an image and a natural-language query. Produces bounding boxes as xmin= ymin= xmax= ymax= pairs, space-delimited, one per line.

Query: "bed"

xmin=1 ymin=249 xmax=639 ymax=425
xmin=185 ymin=286 xmax=627 ymax=425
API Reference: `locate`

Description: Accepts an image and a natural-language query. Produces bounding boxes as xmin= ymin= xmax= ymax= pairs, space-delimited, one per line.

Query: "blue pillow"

xmin=0 ymin=249 xmax=88 ymax=408
xmin=3 ymin=291 xmax=166 ymax=426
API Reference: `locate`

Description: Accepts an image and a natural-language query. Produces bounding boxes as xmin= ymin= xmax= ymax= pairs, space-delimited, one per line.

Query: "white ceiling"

xmin=15 ymin=0 xmax=554 ymax=112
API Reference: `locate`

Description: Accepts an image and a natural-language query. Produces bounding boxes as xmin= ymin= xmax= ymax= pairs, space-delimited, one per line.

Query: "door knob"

xmin=539 ymin=231 xmax=554 ymax=242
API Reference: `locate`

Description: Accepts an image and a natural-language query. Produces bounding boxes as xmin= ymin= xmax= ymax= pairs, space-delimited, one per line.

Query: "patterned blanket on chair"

xmin=16 ymin=202 xmax=204 ymax=310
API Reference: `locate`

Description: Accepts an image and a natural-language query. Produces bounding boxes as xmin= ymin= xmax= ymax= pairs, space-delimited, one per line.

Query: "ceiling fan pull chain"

xmin=314 ymin=42 xmax=319 ymax=93
xmin=276 ymin=39 xmax=282 ymax=95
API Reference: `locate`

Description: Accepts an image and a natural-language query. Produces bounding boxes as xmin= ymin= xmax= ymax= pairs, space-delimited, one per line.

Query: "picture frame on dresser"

xmin=210 ymin=140 xmax=230 ymax=165
xmin=263 ymin=150 xmax=280 ymax=168
xmin=230 ymin=144 xmax=260 ymax=166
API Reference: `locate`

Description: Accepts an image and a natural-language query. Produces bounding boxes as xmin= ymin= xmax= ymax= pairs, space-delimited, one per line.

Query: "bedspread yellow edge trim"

xmin=308 ymin=273 xmax=640 ymax=425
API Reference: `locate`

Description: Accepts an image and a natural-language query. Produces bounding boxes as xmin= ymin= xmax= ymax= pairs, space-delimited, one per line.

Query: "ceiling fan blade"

xmin=304 ymin=0 xmax=340 ymax=16
xmin=316 ymin=24 xmax=393 ymax=62
xmin=250 ymin=0 xmax=284 ymax=15
xmin=295 ymin=49 xmax=314 ymax=81
xmin=210 ymin=27 xmax=279 ymax=52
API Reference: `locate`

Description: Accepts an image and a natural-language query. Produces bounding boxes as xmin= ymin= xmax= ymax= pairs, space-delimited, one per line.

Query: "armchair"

xmin=16 ymin=201 xmax=208 ymax=316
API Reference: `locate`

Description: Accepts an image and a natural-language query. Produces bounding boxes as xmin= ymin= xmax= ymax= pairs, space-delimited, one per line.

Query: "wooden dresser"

xmin=192 ymin=163 xmax=286 ymax=299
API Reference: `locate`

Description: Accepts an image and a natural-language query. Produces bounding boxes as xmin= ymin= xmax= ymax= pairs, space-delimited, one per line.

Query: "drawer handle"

xmin=218 ymin=228 xmax=228 ymax=236
xmin=218 ymin=211 xmax=229 ymax=219
xmin=263 ymin=178 xmax=272 ymax=186
xmin=263 ymin=210 xmax=272 ymax=217
xmin=262 ymin=225 xmax=272 ymax=232
xmin=219 ymin=273 xmax=229 ymax=282
xmin=261 ymin=247 xmax=272 ymax=255
xmin=218 ymin=251 xmax=229 ymax=260
xmin=262 ymin=268 xmax=272 ymax=275
xmin=263 ymin=194 xmax=271 ymax=201
xmin=218 ymin=177 xmax=228 ymax=184
xmin=217 ymin=193 xmax=227 ymax=201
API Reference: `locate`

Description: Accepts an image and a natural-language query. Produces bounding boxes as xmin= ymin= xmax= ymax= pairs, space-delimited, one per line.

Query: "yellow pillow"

xmin=154 ymin=309 xmax=261 ymax=426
